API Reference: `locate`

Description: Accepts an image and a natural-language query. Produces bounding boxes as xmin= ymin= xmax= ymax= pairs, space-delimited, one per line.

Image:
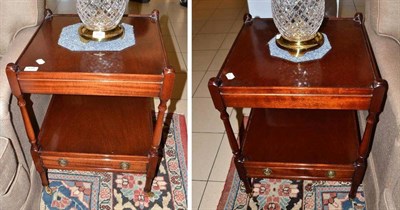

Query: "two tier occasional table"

xmin=6 ymin=10 xmax=175 ymax=194
xmin=209 ymin=13 xmax=387 ymax=199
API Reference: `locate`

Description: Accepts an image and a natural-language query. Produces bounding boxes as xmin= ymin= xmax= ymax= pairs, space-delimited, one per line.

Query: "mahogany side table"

xmin=208 ymin=13 xmax=387 ymax=199
xmin=6 ymin=10 xmax=175 ymax=194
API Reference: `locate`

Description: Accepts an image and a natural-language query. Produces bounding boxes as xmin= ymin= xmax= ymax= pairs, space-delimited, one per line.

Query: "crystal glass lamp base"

xmin=78 ymin=25 xmax=124 ymax=42
xmin=276 ymin=32 xmax=324 ymax=57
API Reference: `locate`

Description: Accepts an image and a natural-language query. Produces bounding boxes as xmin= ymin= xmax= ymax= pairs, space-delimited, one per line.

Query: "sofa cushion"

xmin=0 ymin=26 xmax=39 ymax=119
xmin=367 ymin=0 xmax=400 ymax=44
xmin=0 ymin=0 xmax=44 ymax=57
xmin=0 ymin=137 xmax=18 ymax=196
xmin=0 ymin=164 xmax=30 ymax=210
xmin=366 ymin=24 xmax=400 ymax=121
xmin=0 ymin=27 xmax=40 ymax=170
xmin=364 ymin=12 xmax=400 ymax=210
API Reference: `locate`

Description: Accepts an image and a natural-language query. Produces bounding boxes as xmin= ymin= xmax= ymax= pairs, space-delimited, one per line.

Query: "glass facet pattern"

xmin=77 ymin=0 xmax=128 ymax=31
xmin=272 ymin=0 xmax=325 ymax=41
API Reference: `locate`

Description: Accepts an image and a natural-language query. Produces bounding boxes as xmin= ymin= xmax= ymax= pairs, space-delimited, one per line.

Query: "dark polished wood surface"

xmin=242 ymin=109 xmax=359 ymax=164
xmin=13 ymin=14 xmax=168 ymax=97
xmin=17 ymin=15 xmax=167 ymax=75
xmin=39 ymin=95 xmax=153 ymax=156
xmin=215 ymin=17 xmax=381 ymax=110
xmin=218 ymin=18 xmax=375 ymax=89
xmin=208 ymin=14 xmax=388 ymax=198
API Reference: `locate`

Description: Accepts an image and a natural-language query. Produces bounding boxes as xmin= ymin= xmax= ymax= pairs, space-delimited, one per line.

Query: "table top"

xmin=16 ymin=14 xmax=168 ymax=76
xmin=216 ymin=16 xmax=379 ymax=92
xmin=10 ymin=12 xmax=173 ymax=97
xmin=209 ymin=15 xmax=384 ymax=110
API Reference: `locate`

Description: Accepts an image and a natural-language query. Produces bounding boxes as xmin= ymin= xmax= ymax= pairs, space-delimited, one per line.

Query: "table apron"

xmin=19 ymin=80 xmax=162 ymax=97
xmin=221 ymin=94 xmax=372 ymax=110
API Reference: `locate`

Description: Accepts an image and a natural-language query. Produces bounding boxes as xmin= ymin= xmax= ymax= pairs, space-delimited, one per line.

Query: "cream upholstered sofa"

xmin=362 ymin=0 xmax=400 ymax=209
xmin=0 ymin=1 xmax=49 ymax=209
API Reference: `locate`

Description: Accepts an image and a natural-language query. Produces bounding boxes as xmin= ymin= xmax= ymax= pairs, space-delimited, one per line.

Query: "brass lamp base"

xmin=276 ymin=32 xmax=324 ymax=57
xmin=78 ymin=25 xmax=124 ymax=42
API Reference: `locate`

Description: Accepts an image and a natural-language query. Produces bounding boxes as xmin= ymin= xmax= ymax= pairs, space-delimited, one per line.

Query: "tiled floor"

xmin=47 ymin=0 xmax=188 ymax=117
xmin=192 ymin=0 xmax=365 ymax=209
xmin=192 ymin=1 xmax=248 ymax=208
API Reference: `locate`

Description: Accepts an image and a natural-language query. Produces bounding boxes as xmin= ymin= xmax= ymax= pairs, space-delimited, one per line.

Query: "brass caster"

xmin=145 ymin=191 xmax=155 ymax=198
xmin=44 ymin=186 xmax=53 ymax=195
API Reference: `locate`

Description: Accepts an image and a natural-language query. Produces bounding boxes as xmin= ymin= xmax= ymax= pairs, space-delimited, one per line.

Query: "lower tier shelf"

xmin=38 ymin=95 xmax=155 ymax=171
xmin=241 ymin=108 xmax=360 ymax=179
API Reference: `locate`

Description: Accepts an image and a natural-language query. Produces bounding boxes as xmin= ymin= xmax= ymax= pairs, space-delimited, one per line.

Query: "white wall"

xmin=247 ymin=0 xmax=272 ymax=18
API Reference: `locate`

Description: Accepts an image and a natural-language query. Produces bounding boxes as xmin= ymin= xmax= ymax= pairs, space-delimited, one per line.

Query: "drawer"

xmin=41 ymin=153 xmax=148 ymax=173
xmin=244 ymin=162 xmax=355 ymax=181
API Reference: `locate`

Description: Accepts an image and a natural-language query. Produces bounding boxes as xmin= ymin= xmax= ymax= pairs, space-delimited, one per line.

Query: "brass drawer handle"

xmin=327 ymin=170 xmax=336 ymax=178
xmin=263 ymin=168 xmax=272 ymax=176
xmin=120 ymin=162 xmax=130 ymax=170
xmin=58 ymin=158 xmax=68 ymax=167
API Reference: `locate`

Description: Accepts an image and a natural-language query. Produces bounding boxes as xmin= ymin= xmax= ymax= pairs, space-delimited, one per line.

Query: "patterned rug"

xmin=218 ymin=160 xmax=366 ymax=210
xmin=40 ymin=114 xmax=187 ymax=210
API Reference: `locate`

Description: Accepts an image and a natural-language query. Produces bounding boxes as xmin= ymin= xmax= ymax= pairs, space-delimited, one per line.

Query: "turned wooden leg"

xmin=19 ymin=97 xmax=50 ymax=190
xmin=144 ymin=68 xmax=174 ymax=193
xmin=349 ymin=80 xmax=387 ymax=199
xmin=349 ymin=159 xmax=366 ymax=199
xmin=144 ymin=146 xmax=162 ymax=193
xmin=234 ymin=157 xmax=252 ymax=194
xmin=31 ymin=149 xmax=49 ymax=186
xmin=145 ymin=99 xmax=167 ymax=193
xmin=209 ymin=78 xmax=252 ymax=194
xmin=6 ymin=65 xmax=51 ymax=194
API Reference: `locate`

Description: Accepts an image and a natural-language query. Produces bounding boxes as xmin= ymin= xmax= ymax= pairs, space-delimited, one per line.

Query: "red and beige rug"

xmin=218 ymin=160 xmax=366 ymax=210
xmin=40 ymin=114 xmax=187 ymax=210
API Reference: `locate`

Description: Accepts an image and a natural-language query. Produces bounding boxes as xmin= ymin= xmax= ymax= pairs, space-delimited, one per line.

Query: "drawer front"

xmin=245 ymin=163 xmax=354 ymax=181
xmin=41 ymin=155 xmax=148 ymax=173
